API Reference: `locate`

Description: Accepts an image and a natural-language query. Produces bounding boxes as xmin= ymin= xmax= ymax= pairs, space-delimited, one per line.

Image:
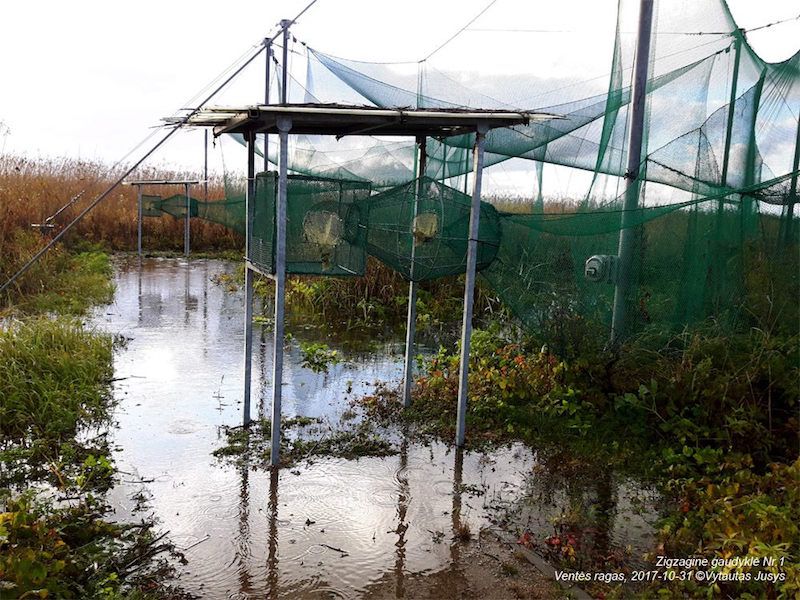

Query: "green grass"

xmin=19 ymin=251 xmax=115 ymax=315
xmin=1 ymin=247 xmax=115 ymax=316
xmin=0 ymin=317 xmax=113 ymax=443
xmin=0 ymin=242 xmax=189 ymax=598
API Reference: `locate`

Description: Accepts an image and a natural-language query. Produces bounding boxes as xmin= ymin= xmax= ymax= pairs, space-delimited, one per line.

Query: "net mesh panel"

xmin=143 ymin=170 xmax=796 ymax=344
xmin=142 ymin=0 xmax=799 ymax=344
xmin=157 ymin=194 xmax=199 ymax=219
xmin=196 ymin=195 xmax=245 ymax=234
xmin=140 ymin=195 xmax=164 ymax=217
xmin=250 ymin=172 xmax=371 ymax=276
xmin=482 ymin=193 xmax=777 ymax=352
xmin=366 ymin=177 xmax=501 ymax=281
xmin=250 ymin=172 xmax=276 ymax=272
xmin=294 ymin=0 xmax=799 ymax=341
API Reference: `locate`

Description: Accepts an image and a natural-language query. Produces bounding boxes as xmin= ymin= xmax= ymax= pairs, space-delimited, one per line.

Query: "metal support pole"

xmin=402 ymin=136 xmax=427 ymax=407
xmin=204 ymin=130 xmax=209 ymax=201
xmin=270 ymin=116 xmax=292 ymax=467
xmin=740 ymin=71 xmax=766 ymax=242
xmin=462 ymin=138 xmax=470 ymax=195
xmin=136 ymin=185 xmax=143 ymax=257
xmin=610 ymin=0 xmax=654 ymax=345
xmin=264 ymin=39 xmax=272 ymax=172
xmin=785 ymin=112 xmax=800 ymax=245
xmin=456 ymin=124 xmax=487 ymax=447
xmin=184 ymin=183 xmax=191 ymax=257
xmin=534 ymin=157 xmax=545 ymax=213
xmin=243 ymin=131 xmax=257 ymax=427
xmin=708 ymin=31 xmax=742 ymax=306
xmin=280 ymin=20 xmax=290 ymax=104
xmin=719 ymin=32 xmax=742 ymax=207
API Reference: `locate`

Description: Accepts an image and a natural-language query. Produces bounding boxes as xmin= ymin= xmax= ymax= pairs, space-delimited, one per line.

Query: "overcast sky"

xmin=1 ymin=0 xmax=797 ymax=195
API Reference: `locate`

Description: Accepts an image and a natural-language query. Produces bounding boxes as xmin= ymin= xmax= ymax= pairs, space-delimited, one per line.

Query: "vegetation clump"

xmin=214 ymin=416 xmax=396 ymax=467
xmin=0 ymin=229 xmax=187 ymax=597
xmin=299 ymin=341 xmax=341 ymax=373
xmin=351 ymin=317 xmax=799 ymax=598
xmin=0 ymin=490 xmax=188 ymax=600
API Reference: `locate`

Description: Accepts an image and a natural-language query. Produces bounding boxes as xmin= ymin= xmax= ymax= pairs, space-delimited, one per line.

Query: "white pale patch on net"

xmin=413 ymin=212 xmax=439 ymax=243
xmin=303 ymin=210 xmax=343 ymax=247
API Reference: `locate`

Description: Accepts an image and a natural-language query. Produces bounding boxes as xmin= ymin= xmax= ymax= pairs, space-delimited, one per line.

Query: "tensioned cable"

xmin=420 ymin=0 xmax=499 ymax=62
xmin=39 ymin=41 xmax=267 ymax=226
xmin=1 ymin=0 xmax=322 ymax=295
xmin=744 ymin=12 xmax=800 ymax=35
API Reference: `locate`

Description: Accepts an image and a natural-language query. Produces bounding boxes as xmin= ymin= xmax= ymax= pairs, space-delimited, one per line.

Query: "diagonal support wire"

xmin=0 ymin=0 xmax=322 ymax=296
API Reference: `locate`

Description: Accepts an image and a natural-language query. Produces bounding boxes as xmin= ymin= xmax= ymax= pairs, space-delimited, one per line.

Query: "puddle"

xmin=92 ymin=257 xmax=660 ymax=599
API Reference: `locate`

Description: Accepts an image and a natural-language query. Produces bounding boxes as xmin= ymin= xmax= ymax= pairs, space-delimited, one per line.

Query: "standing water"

xmin=92 ymin=258 xmax=660 ymax=599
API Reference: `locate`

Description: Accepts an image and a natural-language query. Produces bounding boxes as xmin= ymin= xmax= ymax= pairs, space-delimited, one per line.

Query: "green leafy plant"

xmin=299 ymin=341 xmax=342 ymax=373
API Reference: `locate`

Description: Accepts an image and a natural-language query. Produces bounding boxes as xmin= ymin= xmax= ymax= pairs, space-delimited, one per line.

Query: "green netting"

xmin=301 ymin=6 xmax=798 ymax=206
xmin=196 ymin=195 xmax=245 ymax=234
xmin=142 ymin=0 xmax=799 ymax=344
xmin=250 ymin=173 xmax=372 ymax=276
xmin=142 ymin=193 xmax=245 ymax=232
xmin=250 ymin=173 xmax=274 ymax=271
xmin=157 ymin=194 xmax=199 ymax=219
xmin=140 ymin=195 xmax=164 ymax=218
xmin=365 ymin=177 xmax=500 ymax=281
xmin=140 ymin=168 xmax=796 ymax=343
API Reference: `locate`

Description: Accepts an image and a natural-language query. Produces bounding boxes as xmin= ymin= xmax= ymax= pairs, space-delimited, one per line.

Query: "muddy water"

xmin=93 ymin=258 xmax=660 ymax=599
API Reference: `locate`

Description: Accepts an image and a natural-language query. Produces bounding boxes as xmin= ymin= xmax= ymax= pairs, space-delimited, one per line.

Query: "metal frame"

xmin=402 ymin=136 xmax=428 ymax=407
xmin=123 ymin=179 xmax=202 ymax=258
xmin=269 ymin=115 xmax=292 ymax=463
xmin=242 ymin=132 xmax=256 ymax=426
xmin=610 ymin=0 xmax=654 ymax=345
xmin=457 ymin=126 xmax=487 ymax=445
xmin=785 ymin=112 xmax=800 ymax=245
xmin=186 ymin=92 xmax=549 ymax=467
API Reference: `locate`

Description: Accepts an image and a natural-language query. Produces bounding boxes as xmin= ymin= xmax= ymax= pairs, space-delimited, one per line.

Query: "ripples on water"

xmin=94 ymin=258 xmax=658 ymax=599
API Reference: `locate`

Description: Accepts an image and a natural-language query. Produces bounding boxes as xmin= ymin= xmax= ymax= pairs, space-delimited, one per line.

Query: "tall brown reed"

xmin=0 ymin=154 xmax=242 ymax=302
xmin=0 ymin=154 xmax=241 ymax=254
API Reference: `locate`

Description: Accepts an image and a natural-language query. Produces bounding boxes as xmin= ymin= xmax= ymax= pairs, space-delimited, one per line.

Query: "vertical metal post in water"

xmin=402 ymin=136 xmax=427 ymax=407
xmin=610 ymin=0 xmax=654 ymax=346
xmin=204 ymin=130 xmax=209 ymax=201
xmin=184 ymin=183 xmax=191 ymax=257
xmin=456 ymin=124 xmax=487 ymax=447
xmin=136 ymin=185 xmax=143 ymax=257
xmin=270 ymin=116 xmax=292 ymax=466
xmin=242 ymin=131 xmax=257 ymax=427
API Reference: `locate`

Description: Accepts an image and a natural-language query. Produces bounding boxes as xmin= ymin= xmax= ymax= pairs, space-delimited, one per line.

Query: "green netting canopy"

xmin=196 ymin=195 xmax=245 ymax=234
xmin=141 ymin=0 xmax=798 ymax=346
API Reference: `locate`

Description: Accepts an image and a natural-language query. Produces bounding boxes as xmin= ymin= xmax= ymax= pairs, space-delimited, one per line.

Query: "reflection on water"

xmin=93 ymin=258 xmax=658 ymax=599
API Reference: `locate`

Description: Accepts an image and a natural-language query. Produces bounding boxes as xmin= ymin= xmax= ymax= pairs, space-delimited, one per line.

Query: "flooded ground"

xmin=92 ymin=258 xmax=661 ymax=599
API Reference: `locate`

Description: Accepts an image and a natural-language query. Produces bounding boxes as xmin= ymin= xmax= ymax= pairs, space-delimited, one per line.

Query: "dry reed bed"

xmin=0 ymin=155 xmax=240 ymax=253
xmin=0 ymin=155 xmax=241 ymax=302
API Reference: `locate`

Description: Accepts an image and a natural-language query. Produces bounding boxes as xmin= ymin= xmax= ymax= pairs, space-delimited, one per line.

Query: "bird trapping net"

xmin=249 ymin=173 xmax=372 ymax=277
xmin=365 ymin=177 xmax=501 ymax=282
xmin=142 ymin=0 xmax=797 ymax=343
